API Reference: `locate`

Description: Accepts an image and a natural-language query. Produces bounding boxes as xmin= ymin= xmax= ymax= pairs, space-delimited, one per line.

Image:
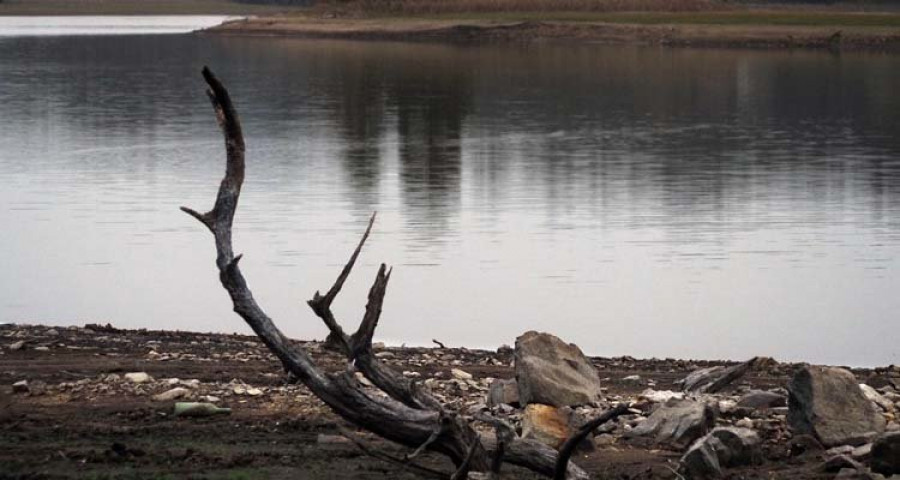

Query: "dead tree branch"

xmin=182 ymin=66 xmax=590 ymax=480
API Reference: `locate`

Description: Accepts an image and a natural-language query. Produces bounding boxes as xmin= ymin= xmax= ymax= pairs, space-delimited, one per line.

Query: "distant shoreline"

xmin=203 ymin=15 xmax=900 ymax=51
xmin=1 ymin=0 xmax=898 ymax=51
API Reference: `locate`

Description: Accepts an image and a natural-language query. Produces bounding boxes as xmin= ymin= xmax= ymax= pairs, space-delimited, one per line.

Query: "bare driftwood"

xmin=680 ymin=357 xmax=761 ymax=394
xmin=182 ymin=66 xmax=594 ymax=479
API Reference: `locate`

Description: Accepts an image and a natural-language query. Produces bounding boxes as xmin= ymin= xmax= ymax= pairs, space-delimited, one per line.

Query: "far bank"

xmin=204 ymin=12 xmax=900 ymax=51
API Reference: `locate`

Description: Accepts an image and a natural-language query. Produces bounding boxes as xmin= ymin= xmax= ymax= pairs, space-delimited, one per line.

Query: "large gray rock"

xmin=680 ymin=427 xmax=761 ymax=479
xmin=626 ymin=398 xmax=716 ymax=447
xmin=788 ymin=366 xmax=886 ymax=447
xmin=514 ymin=331 xmax=603 ymax=407
xmin=871 ymin=432 xmax=900 ymax=475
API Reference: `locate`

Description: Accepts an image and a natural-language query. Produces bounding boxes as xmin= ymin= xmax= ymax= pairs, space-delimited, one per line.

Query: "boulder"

xmin=788 ymin=366 xmax=885 ymax=447
xmin=487 ymin=378 xmax=520 ymax=408
xmin=737 ymin=390 xmax=787 ymax=410
xmin=871 ymin=432 xmax=900 ymax=475
xmin=626 ymin=398 xmax=716 ymax=447
xmin=680 ymin=427 xmax=761 ymax=479
xmin=514 ymin=331 xmax=603 ymax=407
xmin=522 ymin=403 xmax=571 ymax=449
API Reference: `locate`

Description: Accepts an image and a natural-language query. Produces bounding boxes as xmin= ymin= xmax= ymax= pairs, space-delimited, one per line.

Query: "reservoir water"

xmin=1 ymin=19 xmax=898 ymax=365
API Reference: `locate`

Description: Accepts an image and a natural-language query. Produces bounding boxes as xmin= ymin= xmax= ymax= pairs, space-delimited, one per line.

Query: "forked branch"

xmin=182 ymin=66 xmax=591 ymax=480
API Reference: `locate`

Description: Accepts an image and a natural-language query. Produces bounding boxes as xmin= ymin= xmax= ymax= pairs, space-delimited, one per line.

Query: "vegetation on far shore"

xmin=2 ymin=0 xmax=900 ymax=28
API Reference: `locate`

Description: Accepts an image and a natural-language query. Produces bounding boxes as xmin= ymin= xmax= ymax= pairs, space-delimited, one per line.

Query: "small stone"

xmin=34 ymin=346 xmax=50 ymax=351
xmin=735 ymin=418 xmax=754 ymax=429
xmin=45 ymin=329 xmax=59 ymax=336
xmin=246 ymin=387 xmax=263 ymax=396
xmin=374 ymin=351 xmax=394 ymax=359
xmin=202 ymin=395 xmax=221 ymax=403
xmin=639 ymin=389 xmax=683 ymax=404
xmin=451 ymin=368 xmax=473 ymax=381
xmin=852 ymin=443 xmax=873 ymax=461
xmin=12 ymin=380 xmax=29 ymax=393
xmin=718 ymin=399 xmax=738 ymax=414
xmin=622 ymin=375 xmax=641 ymax=382
xmin=8 ymin=341 xmax=25 ymax=351
xmin=827 ymin=445 xmax=856 ymax=457
xmin=124 ymin=372 xmax=152 ymax=384
xmin=594 ymin=433 xmax=616 ymax=447
xmin=180 ymin=379 xmax=200 ymax=389
xmin=233 ymin=386 xmax=246 ymax=395
xmin=152 ymin=387 xmax=190 ymax=402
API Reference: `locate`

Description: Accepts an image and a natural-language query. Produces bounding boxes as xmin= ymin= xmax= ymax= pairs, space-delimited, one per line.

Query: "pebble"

xmin=735 ymin=417 xmax=755 ymax=429
xmin=152 ymin=387 xmax=189 ymax=402
xmin=12 ymin=380 xmax=29 ymax=393
xmin=451 ymin=368 xmax=473 ymax=380
xmin=8 ymin=340 xmax=25 ymax=351
xmin=124 ymin=372 xmax=153 ymax=384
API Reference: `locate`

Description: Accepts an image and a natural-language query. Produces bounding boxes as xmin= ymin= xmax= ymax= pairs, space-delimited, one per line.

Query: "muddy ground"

xmin=1 ymin=323 xmax=896 ymax=479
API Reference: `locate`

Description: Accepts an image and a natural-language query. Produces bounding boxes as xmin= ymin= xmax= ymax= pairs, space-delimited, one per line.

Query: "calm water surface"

xmin=1 ymin=25 xmax=899 ymax=366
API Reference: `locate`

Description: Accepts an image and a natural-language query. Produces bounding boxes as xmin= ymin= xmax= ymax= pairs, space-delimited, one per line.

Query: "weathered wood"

xmin=182 ymin=66 xmax=590 ymax=480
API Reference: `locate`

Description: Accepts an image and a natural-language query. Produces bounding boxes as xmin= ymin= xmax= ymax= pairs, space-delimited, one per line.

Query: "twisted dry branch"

xmin=182 ymin=66 xmax=590 ymax=479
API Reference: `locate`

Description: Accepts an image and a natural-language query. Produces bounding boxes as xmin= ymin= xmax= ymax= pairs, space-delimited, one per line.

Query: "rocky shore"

xmin=1 ymin=323 xmax=899 ymax=479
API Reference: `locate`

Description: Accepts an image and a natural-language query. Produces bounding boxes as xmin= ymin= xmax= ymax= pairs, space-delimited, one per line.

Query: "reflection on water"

xmin=1 ymin=34 xmax=898 ymax=365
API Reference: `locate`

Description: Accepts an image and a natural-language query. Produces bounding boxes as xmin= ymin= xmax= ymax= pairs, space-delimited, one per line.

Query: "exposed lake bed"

xmin=2 ymin=323 xmax=899 ymax=479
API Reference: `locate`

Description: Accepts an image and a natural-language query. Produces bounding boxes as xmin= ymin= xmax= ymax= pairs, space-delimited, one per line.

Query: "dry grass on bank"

xmin=333 ymin=0 xmax=732 ymax=15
